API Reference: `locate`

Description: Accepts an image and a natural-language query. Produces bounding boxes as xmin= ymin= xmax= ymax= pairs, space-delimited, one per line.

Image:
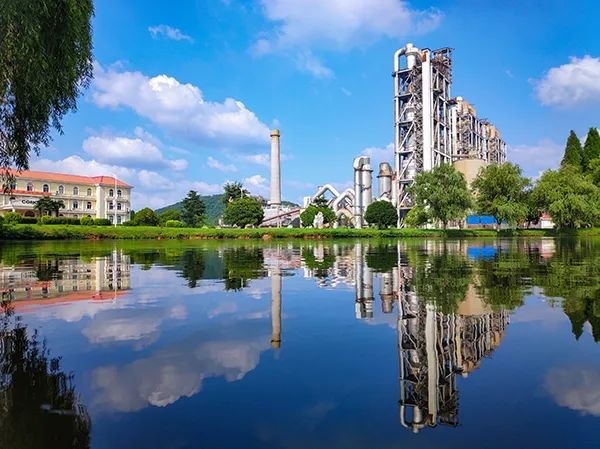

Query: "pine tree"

xmin=561 ymin=130 xmax=583 ymax=169
xmin=181 ymin=190 xmax=206 ymax=227
xmin=582 ymin=128 xmax=600 ymax=172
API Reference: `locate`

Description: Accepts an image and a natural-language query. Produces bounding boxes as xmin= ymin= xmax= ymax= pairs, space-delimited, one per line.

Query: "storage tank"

xmin=378 ymin=162 xmax=393 ymax=198
xmin=453 ymin=158 xmax=488 ymax=187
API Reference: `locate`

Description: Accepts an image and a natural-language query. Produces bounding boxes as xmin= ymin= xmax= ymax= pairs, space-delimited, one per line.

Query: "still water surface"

xmin=1 ymin=238 xmax=599 ymax=448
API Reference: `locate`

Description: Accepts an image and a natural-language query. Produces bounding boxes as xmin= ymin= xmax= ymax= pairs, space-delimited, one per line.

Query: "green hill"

xmin=155 ymin=194 xmax=299 ymax=225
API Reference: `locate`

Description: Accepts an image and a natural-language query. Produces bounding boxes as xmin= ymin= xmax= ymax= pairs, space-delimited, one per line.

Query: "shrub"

xmin=164 ymin=219 xmax=183 ymax=228
xmin=300 ymin=205 xmax=335 ymax=227
xmin=93 ymin=218 xmax=111 ymax=226
xmin=223 ymin=197 xmax=264 ymax=228
xmin=20 ymin=217 xmax=38 ymax=224
xmin=4 ymin=212 xmax=22 ymax=224
xmin=121 ymin=220 xmax=136 ymax=226
xmin=364 ymin=200 xmax=398 ymax=229
xmin=132 ymin=207 xmax=159 ymax=226
xmin=39 ymin=216 xmax=80 ymax=225
xmin=80 ymin=216 xmax=94 ymax=226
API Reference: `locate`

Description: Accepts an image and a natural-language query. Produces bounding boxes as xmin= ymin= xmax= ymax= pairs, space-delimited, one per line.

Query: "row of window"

xmin=22 ymin=183 xmax=123 ymax=197
xmin=68 ymin=201 xmax=124 ymax=210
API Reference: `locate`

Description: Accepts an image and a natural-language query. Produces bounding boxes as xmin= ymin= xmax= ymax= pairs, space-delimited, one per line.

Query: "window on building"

xmin=58 ymin=185 xmax=64 ymax=195
xmin=109 ymin=215 xmax=114 ymax=223
xmin=109 ymin=189 xmax=114 ymax=197
xmin=87 ymin=188 xmax=92 ymax=196
xmin=43 ymin=184 xmax=49 ymax=193
xmin=73 ymin=201 xmax=78 ymax=209
xmin=86 ymin=202 xmax=92 ymax=210
xmin=117 ymin=189 xmax=122 ymax=197
xmin=26 ymin=182 xmax=33 ymax=192
xmin=117 ymin=215 xmax=122 ymax=224
xmin=117 ymin=202 xmax=122 ymax=211
xmin=73 ymin=186 xmax=79 ymax=195
xmin=9 ymin=182 xmax=16 ymax=190
xmin=108 ymin=201 xmax=114 ymax=210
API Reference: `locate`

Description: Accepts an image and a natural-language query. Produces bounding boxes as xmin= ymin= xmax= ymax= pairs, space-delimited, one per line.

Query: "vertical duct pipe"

xmin=421 ymin=51 xmax=433 ymax=172
xmin=362 ymin=162 xmax=372 ymax=218
xmin=269 ymin=129 xmax=281 ymax=207
xmin=353 ymin=157 xmax=363 ymax=229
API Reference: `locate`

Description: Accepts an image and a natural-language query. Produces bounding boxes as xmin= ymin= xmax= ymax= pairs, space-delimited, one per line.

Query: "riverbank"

xmin=1 ymin=224 xmax=598 ymax=240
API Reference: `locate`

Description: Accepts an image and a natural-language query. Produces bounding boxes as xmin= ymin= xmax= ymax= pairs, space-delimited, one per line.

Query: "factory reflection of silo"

xmin=397 ymin=279 xmax=510 ymax=432
xmin=271 ymin=267 xmax=282 ymax=349
xmin=354 ymin=244 xmax=374 ymax=319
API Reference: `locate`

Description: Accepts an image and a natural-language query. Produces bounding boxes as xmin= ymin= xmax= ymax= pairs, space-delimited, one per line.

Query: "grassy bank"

xmin=1 ymin=224 xmax=599 ymax=240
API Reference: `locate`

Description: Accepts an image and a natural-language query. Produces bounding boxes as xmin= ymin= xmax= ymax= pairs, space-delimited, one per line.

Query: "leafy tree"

xmin=582 ymin=127 xmax=600 ymax=172
xmin=222 ymin=182 xmax=249 ymax=205
xmin=223 ymin=197 xmax=264 ymax=228
xmin=312 ymin=196 xmax=329 ymax=207
xmin=533 ymin=166 xmax=600 ymax=228
xmin=181 ymin=190 xmax=205 ymax=227
xmin=589 ymin=158 xmax=600 ymax=187
xmin=300 ymin=204 xmax=335 ymax=227
xmin=403 ymin=205 xmax=430 ymax=227
xmin=33 ymin=197 xmax=55 ymax=217
xmin=561 ymin=130 xmax=583 ymax=169
xmin=50 ymin=199 xmax=65 ymax=217
xmin=0 ymin=0 xmax=94 ymax=172
xmin=159 ymin=209 xmax=181 ymax=226
xmin=408 ymin=163 xmax=472 ymax=229
xmin=523 ymin=187 xmax=544 ymax=228
xmin=364 ymin=200 xmax=398 ymax=229
xmin=132 ymin=207 xmax=159 ymax=226
xmin=472 ymin=162 xmax=529 ymax=227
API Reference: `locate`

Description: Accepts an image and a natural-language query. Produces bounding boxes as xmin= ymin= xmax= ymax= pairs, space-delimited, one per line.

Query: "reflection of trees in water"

xmin=474 ymin=248 xmax=533 ymax=311
xmin=301 ymin=248 xmax=335 ymax=278
xmin=178 ymin=250 xmax=205 ymax=288
xmin=0 ymin=304 xmax=91 ymax=449
xmin=365 ymin=244 xmax=398 ymax=274
xmin=408 ymin=246 xmax=473 ymax=314
xmin=532 ymin=238 xmax=600 ymax=341
xmin=222 ymin=248 xmax=266 ymax=291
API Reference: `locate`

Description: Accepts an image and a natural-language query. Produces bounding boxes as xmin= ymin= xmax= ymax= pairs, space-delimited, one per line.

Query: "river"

xmin=0 ymin=238 xmax=598 ymax=448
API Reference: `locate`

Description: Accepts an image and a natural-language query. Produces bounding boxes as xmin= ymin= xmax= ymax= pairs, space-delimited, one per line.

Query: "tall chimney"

xmin=270 ymin=129 xmax=281 ymax=207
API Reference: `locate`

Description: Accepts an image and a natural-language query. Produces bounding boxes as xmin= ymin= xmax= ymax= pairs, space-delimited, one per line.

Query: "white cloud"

xmin=546 ymin=367 xmax=600 ymax=416
xmin=240 ymin=153 xmax=270 ymax=167
xmin=191 ymin=180 xmax=222 ymax=195
xmin=341 ymin=87 xmax=352 ymax=96
xmin=508 ymin=139 xmax=563 ymax=178
xmin=92 ymin=63 xmax=270 ymax=147
xmin=362 ymin=143 xmax=394 ymax=170
xmin=297 ymin=51 xmax=334 ymax=79
xmin=255 ymin=0 xmax=442 ymax=51
xmin=92 ymin=326 xmax=270 ymax=412
xmin=83 ymin=134 xmax=188 ymax=171
xmin=148 ymin=25 xmax=194 ymax=43
xmin=207 ymin=156 xmax=237 ymax=173
xmin=244 ymin=174 xmax=269 ymax=197
xmin=535 ymin=56 xmax=600 ymax=107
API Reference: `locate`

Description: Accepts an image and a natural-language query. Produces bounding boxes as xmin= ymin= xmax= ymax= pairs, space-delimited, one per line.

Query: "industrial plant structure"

xmin=306 ymin=43 xmax=507 ymax=227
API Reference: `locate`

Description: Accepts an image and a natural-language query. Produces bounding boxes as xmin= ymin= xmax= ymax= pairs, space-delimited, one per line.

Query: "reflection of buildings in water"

xmin=398 ymin=288 xmax=510 ymax=432
xmin=271 ymin=267 xmax=282 ymax=349
xmin=0 ymin=251 xmax=131 ymax=306
xmin=302 ymin=244 xmax=356 ymax=289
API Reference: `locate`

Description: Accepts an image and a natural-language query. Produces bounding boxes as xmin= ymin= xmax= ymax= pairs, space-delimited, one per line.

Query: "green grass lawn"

xmin=1 ymin=224 xmax=594 ymax=240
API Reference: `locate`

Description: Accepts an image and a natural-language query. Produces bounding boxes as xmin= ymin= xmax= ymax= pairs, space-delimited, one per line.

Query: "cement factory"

xmin=297 ymin=43 xmax=507 ymax=227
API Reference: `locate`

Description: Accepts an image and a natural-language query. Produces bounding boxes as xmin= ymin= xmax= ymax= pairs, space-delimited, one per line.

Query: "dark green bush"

xmin=121 ymin=220 xmax=136 ymax=226
xmin=20 ymin=217 xmax=38 ymax=224
xmin=164 ymin=219 xmax=183 ymax=228
xmin=40 ymin=216 xmax=80 ymax=225
xmin=4 ymin=212 xmax=22 ymax=224
xmin=93 ymin=218 xmax=111 ymax=226
xmin=80 ymin=216 xmax=94 ymax=226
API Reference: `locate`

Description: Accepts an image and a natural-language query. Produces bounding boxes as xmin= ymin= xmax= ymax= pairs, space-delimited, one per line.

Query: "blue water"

xmin=2 ymin=239 xmax=599 ymax=448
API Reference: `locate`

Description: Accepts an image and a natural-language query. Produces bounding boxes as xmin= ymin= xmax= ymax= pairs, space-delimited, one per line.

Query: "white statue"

xmin=313 ymin=211 xmax=324 ymax=229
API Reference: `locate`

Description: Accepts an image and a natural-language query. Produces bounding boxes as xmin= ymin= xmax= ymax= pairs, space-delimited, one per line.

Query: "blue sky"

xmin=32 ymin=0 xmax=600 ymax=208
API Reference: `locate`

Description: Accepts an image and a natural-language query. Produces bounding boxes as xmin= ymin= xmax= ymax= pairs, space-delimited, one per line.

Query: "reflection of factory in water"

xmin=300 ymin=242 xmax=512 ymax=432
xmin=0 ymin=251 xmax=131 ymax=306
